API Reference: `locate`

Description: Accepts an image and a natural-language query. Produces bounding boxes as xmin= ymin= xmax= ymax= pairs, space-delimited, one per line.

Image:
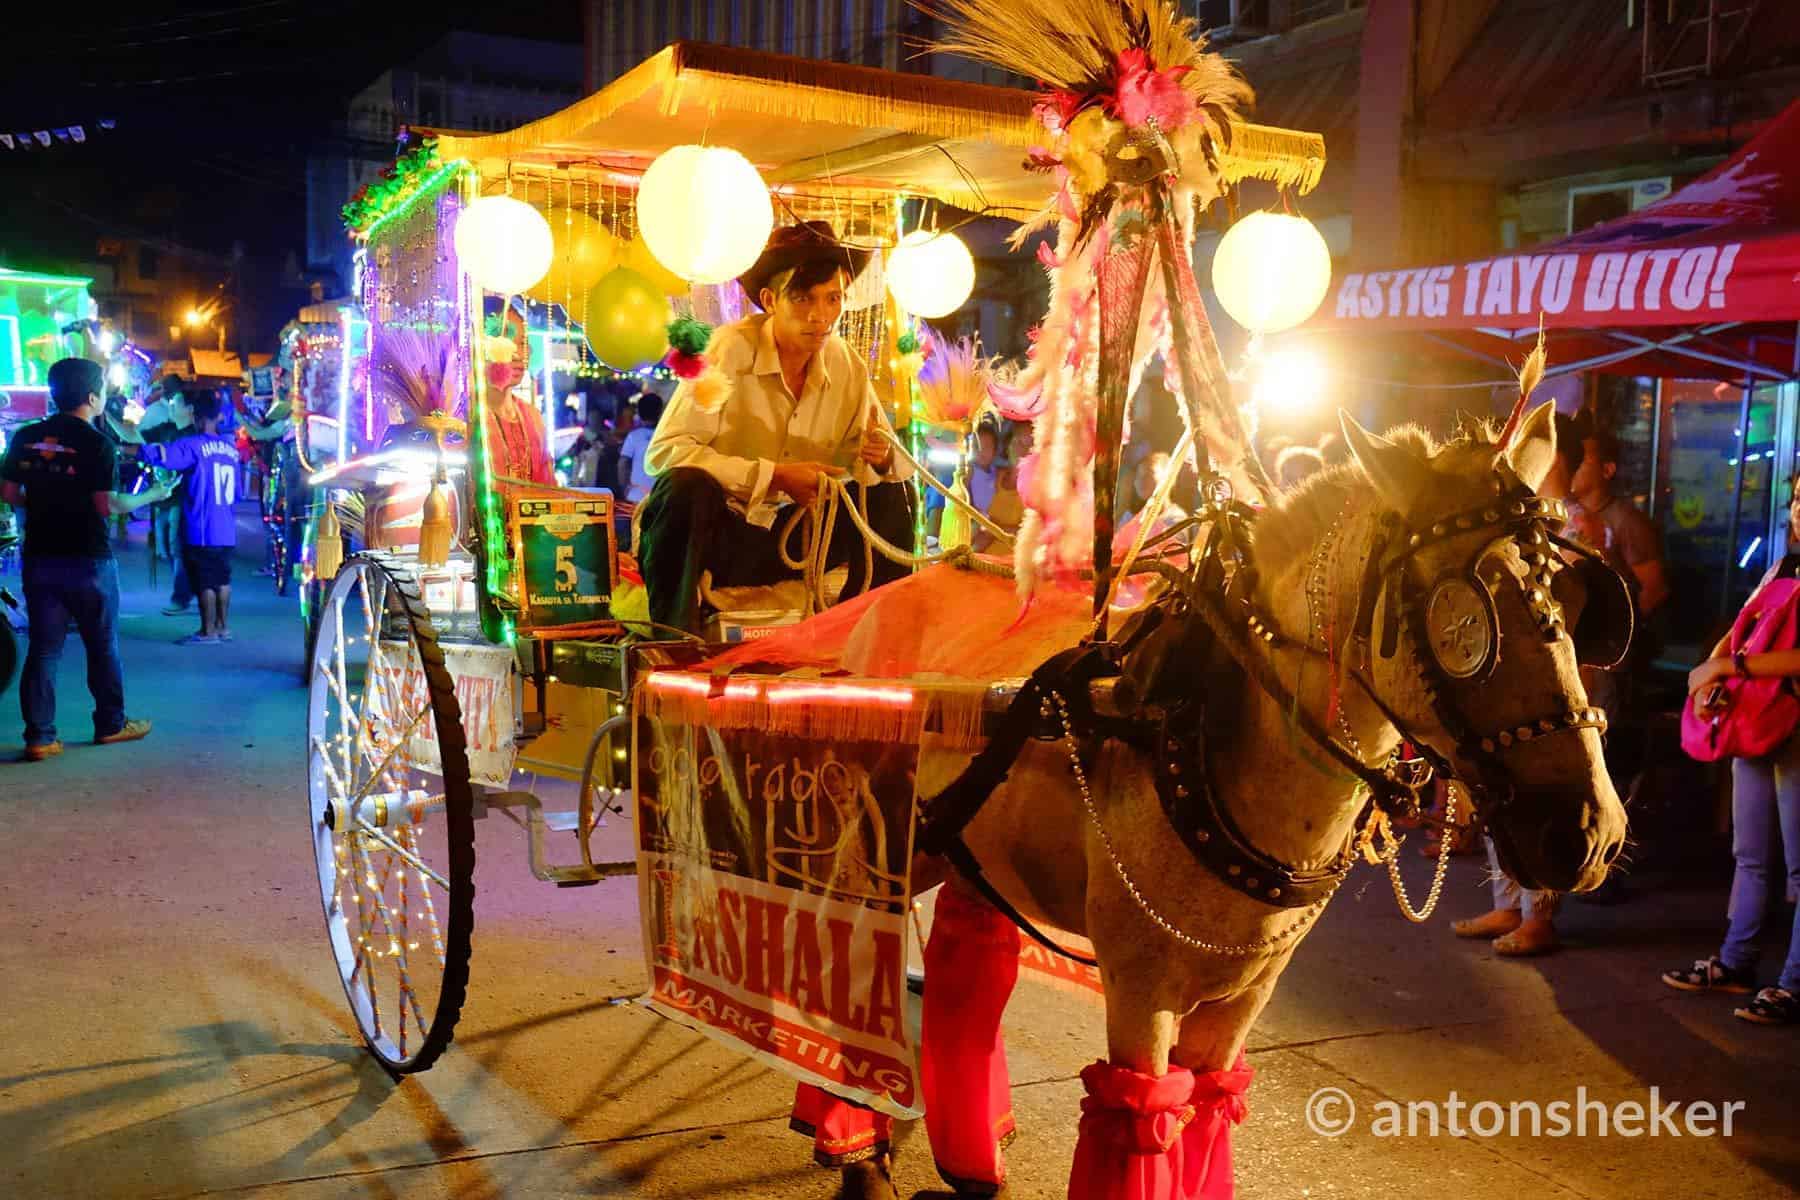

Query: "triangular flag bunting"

xmin=68 ymin=125 xmax=84 ymax=143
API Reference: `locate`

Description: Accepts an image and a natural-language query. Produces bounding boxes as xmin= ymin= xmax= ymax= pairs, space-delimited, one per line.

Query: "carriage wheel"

xmin=307 ymin=552 xmax=475 ymax=1074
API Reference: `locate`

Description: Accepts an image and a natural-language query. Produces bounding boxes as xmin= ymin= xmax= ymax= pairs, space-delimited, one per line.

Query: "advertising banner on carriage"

xmin=367 ymin=641 xmax=517 ymax=788
xmin=634 ymin=712 xmax=922 ymax=1119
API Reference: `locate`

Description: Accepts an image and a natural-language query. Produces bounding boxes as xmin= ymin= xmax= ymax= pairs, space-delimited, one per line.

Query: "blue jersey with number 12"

xmin=143 ymin=432 xmax=239 ymax=547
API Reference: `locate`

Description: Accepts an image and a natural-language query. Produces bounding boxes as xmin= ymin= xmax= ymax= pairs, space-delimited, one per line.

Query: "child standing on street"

xmin=126 ymin=389 xmax=239 ymax=643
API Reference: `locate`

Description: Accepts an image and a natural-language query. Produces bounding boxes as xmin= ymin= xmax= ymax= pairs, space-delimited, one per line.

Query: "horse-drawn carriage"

xmin=307 ymin=10 xmax=1629 ymax=1198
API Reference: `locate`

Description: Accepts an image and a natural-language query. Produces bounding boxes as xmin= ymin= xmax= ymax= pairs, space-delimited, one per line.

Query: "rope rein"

xmin=771 ymin=427 xmax=1027 ymax=614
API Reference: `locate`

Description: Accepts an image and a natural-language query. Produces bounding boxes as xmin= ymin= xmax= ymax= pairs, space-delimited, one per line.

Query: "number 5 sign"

xmin=508 ymin=488 xmax=619 ymax=635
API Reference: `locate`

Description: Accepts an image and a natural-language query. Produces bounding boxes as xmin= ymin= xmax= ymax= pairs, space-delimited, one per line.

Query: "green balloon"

xmin=586 ymin=267 xmax=672 ymax=371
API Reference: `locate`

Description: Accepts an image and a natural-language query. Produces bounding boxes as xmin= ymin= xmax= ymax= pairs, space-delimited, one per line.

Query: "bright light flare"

xmin=107 ymin=362 xmax=128 ymax=389
xmin=1253 ymin=349 xmax=1330 ymax=416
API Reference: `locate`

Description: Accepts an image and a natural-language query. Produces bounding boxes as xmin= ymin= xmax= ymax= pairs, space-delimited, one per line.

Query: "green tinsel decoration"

xmin=666 ymin=315 xmax=714 ymax=356
xmin=342 ymin=137 xmax=442 ymax=233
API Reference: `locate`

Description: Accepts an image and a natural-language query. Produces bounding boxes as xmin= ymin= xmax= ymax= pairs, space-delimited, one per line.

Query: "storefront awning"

xmin=1303 ymin=98 xmax=1800 ymax=382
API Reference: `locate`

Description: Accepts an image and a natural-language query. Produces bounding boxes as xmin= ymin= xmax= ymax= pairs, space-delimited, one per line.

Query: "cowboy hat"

xmin=737 ymin=220 xmax=872 ymax=310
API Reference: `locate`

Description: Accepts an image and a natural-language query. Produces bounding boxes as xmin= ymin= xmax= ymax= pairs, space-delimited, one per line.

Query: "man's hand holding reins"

xmin=772 ymin=461 xmax=845 ymax=507
xmin=859 ymin=428 xmax=894 ymax=471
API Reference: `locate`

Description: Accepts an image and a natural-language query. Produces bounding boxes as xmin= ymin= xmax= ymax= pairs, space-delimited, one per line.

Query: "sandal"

xmin=1734 ymin=986 xmax=1800 ymax=1026
xmin=1494 ymin=920 xmax=1559 ymax=957
xmin=1661 ymin=955 xmax=1757 ymax=994
xmin=1453 ymin=909 xmax=1522 ymax=940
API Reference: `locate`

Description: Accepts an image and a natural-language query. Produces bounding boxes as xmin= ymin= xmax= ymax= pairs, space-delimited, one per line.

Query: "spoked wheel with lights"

xmin=307 ymin=551 xmax=475 ymax=1075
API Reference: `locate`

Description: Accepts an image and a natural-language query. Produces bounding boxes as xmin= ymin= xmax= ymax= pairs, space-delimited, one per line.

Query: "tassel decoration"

xmin=314 ymin=500 xmax=343 ymax=582
xmin=664 ymin=315 xmax=714 ymax=380
xmin=939 ymin=472 xmax=974 ymax=553
xmin=416 ymin=472 xmax=453 ymax=566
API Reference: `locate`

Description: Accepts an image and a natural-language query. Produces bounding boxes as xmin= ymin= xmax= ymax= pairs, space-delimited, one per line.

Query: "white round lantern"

xmin=635 ymin=146 xmax=774 ymax=285
xmin=1210 ymin=211 xmax=1332 ymax=335
xmin=887 ymin=229 xmax=975 ymax=318
xmin=453 ymin=194 xmax=554 ymax=296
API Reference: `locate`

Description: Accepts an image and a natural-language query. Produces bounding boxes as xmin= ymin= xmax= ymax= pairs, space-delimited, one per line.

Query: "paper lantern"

xmin=635 ymin=146 xmax=774 ymax=285
xmin=453 ymin=194 xmax=553 ymax=296
xmin=586 ymin=268 xmax=672 ymax=370
xmin=621 ymin=237 xmax=691 ymax=298
xmin=528 ymin=209 xmax=619 ymax=303
xmin=887 ymin=230 xmax=975 ymax=319
xmin=1210 ymin=211 xmax=1332 ymax=335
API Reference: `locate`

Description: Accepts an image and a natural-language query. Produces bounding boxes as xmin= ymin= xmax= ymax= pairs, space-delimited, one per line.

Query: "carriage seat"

xmin=698 ymin=566 xmax=850 ymax=643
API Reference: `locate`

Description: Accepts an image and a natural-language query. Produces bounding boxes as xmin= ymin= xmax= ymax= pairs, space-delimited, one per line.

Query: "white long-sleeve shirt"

xmin=645 ymin=314 xmax=912 ymax=527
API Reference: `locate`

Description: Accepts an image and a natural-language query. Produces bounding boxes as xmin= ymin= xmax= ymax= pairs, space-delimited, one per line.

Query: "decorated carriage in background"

xmin=305 ymin=26 xmax=1355 ymax=1199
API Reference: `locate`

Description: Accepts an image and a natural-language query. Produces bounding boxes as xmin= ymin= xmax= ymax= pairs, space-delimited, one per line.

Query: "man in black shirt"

xmin=0 ymin=358 xmax=168 ymax=760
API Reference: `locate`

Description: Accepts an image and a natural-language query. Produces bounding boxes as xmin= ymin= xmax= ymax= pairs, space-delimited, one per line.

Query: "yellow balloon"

xmin=528 ymin=210 xmax=619 ymax=304
xmin=621 ymin=237 xmax=690 ymax=297
xmin=586 ymin=267 xmax=672 ymax=370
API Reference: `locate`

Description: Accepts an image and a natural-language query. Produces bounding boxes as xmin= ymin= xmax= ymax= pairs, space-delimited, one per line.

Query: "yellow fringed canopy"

xmin=435 ymin=42 xmax=1325 ymax=213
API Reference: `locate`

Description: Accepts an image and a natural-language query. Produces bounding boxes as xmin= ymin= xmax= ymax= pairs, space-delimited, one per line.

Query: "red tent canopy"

xmin=1304 ymin=99 xmax=1800 ymax=382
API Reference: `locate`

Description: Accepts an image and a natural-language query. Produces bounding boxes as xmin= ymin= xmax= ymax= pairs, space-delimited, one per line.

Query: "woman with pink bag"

xmin=1666 ymin=476 xmax=1800 ymax=1025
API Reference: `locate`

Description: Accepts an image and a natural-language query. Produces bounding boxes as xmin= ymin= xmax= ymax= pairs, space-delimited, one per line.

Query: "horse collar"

xmin=1150 ymin=714 xmax=1356 ymax=909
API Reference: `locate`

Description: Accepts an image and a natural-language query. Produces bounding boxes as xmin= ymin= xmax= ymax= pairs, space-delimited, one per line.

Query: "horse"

xmin=841 ymin=402 xmax=1629 ymax=1199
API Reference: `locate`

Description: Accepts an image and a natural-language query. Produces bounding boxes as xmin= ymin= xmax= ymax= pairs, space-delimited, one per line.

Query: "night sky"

xmin=0 ymin=1 xmax=582 ymax=271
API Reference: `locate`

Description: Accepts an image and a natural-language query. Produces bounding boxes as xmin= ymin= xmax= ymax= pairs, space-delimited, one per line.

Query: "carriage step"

xmin=556 ymin=878 xmax=602 ymax=888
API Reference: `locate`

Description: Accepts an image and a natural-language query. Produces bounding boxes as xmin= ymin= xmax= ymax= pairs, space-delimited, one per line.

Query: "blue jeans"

xmin=20 ymin=556 xmax=125 ymax=745
xmin=154 ymin=504 xmax=191 ymax=607
xmin=1722 ymin=749 xmax=1800 ymax=993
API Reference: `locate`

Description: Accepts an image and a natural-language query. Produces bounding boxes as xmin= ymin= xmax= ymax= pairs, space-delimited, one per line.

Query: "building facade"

xmin=305 ymin=32 xmax=584 ymax=298
xmin=1231 ymin=0 xmax=1800 ymax=643
xmin=582 ymin=0 xmax=1022 ymax=89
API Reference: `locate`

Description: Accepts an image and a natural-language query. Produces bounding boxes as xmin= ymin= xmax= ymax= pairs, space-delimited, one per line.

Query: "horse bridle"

xmin=917 ymin=465 xmax=1636 ymax=959
xmin=1275 ymin=465 xmax=1632 ymax=888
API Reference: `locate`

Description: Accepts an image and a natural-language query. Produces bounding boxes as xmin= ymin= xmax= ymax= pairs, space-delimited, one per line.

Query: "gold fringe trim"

xmin=639 ymin=676 xmax=992 ymax=750
xmin=1220 ymin=121 xmax=1327 ymax=194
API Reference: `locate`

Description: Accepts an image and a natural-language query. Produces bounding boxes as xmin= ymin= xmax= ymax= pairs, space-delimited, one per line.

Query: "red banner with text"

xmin=635 ymin=712 xmax=922 ymax=1119
xmin=1312 ymin=98 xmax=1800 ymax=335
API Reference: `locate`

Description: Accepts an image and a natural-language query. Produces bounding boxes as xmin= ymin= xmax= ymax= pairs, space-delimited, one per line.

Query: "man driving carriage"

xmin=636 ymin=221 xmax=916 ymax=633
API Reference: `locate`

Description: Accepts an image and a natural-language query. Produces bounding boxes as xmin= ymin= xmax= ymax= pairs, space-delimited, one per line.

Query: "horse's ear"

xmin=1504 ymin=401 xmax=1558 ymax=491
xmin=1340 ymin=411 xmax=1419 ymax=511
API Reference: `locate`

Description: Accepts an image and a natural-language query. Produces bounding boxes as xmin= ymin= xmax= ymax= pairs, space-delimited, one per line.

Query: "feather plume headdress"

xmin=371 ymin=326 xmax=456 ymax=422
xmin=916 ymin=337 xmax=994 ymax=434
xmin=937 ymin=0 xmax=1257 ymax=596
xmin=923 ymin=0 xmax=1249 ymax=240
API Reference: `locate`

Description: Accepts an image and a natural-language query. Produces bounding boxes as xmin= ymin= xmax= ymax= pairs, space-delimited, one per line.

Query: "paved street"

xmin=2 ymin=517 xmax=1797 ymax=1200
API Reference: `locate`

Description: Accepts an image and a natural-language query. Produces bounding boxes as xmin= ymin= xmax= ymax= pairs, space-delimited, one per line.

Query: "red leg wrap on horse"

xmin=790 ymin=1083 xmax=893 ymax=1168
xmin=922 ymin=881 xmax=1022 ymax=1193
xmin=1067 ymin=1056 xmax=1252 ymax=1200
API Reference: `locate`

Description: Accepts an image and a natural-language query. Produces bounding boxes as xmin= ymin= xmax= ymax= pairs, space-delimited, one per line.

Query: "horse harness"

xmin=917 ymin=465 xmax=1635 ymax=960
